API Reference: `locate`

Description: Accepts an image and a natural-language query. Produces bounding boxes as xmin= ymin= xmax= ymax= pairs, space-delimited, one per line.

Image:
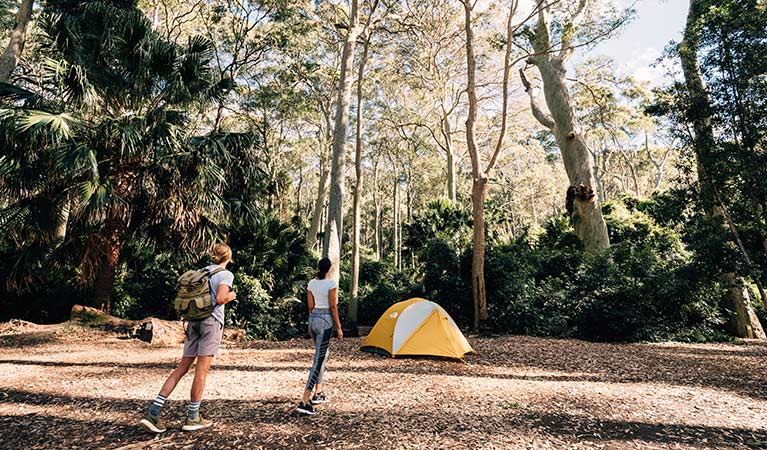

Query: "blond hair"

xmin=211 ymin=243 xmax=232 ymax=264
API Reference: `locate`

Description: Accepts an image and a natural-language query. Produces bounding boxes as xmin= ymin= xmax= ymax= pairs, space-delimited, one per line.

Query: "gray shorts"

xmin=183 ymin=316 xmax=223 ymax=357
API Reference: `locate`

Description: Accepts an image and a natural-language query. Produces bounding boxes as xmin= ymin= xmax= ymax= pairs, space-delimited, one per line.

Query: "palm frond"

xmin=19 ymin=110 xmax=79 ymax=140
xmin=0 ymin=83 xmax=40 ymax=104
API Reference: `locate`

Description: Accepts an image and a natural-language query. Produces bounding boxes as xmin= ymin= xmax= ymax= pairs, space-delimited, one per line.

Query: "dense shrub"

xmin=0 ymin=250 xmax=83 ymax=323
xmin=226 ymin=274 xmax=303 ymax=340
xmin=357 ymin=266 xmax=422 ymax=325
xmin=487 ymin=197 xmax=729 ymax=342
xmin=422 ymin=239 xmax=472 ymax=326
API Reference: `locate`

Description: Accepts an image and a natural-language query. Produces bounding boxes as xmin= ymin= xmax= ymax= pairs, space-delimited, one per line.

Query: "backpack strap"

xmin=204 ymin=266 xmax=227 ymax=277
xmin=205 ymin=266 xmax=228 ymax=308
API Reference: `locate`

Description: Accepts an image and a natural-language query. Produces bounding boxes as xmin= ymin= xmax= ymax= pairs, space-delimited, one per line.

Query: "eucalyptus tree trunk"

xmin=392 ymin=178 xmax=399 ymax=270
xmin=323 ymin=0 xmax=361 ymax=282
xmin=441 ymin=116 xmax=457 ymax=202
xmin=373 ymin=161 xmax=382 ymax=260
xmin=680 ymin=0 xmax=765 ymax=339
xmin=522 ymin=2 xmax=610 ymax=253
xmin=0 ymin=0 xmax=34 ymax=82
xmin=349 ymin=34 xmax=372 ymax=332
xmin=307 ymin=149 xmax=330 ymax=249
xmin=462 ymin=0 xmax=517 ymax=331
xmin=589 ymin=147 xmax=606 ymax=202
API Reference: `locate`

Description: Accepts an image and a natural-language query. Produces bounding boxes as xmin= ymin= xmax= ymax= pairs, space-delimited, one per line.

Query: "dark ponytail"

xmin=316 ymin=257 xmax=332 ymax=279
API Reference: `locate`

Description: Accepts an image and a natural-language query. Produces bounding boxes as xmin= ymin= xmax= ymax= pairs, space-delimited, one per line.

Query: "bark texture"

xmin=462 ymin=0 xmax=516 ymax=330
xmin=0 ymin=0 xmax=34 ymax=82
xmin=323 ymin=0 xmax=360 ymax=281
xmin=307 ymin=150 xmax=330 ymax=249
xmin=349 ymin=33 xmax=372 ymax=332
xmin=522 ymin=2 xmax=610 ymax=253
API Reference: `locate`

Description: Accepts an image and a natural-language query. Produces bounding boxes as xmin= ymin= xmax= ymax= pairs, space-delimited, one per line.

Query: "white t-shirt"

xmin=307 ymin=278 xmax=338 ymax=309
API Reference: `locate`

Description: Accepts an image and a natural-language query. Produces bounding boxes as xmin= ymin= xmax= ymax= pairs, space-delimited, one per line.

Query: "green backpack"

xmin=174 ymin=267 xmax=226 ymax=321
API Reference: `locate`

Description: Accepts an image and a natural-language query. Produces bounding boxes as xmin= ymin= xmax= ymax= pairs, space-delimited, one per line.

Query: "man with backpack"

xmin=139 ymin=243 xmax=236 ymax=433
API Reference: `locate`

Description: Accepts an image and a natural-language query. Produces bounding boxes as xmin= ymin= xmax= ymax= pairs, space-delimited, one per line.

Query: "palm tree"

xmin=0 ymin=0 xmax=255 ymax=312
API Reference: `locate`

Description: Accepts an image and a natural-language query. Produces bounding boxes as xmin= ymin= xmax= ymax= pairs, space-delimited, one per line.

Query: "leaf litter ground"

xmin=0 ymin=323 xmax=765 ymax=449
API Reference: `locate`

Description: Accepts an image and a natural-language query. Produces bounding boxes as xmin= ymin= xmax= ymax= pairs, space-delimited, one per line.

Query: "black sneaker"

xmin=311 ymin=392 xmax=329 ymax=405
xmin=297 ymin=402 xmax=317 ymax=415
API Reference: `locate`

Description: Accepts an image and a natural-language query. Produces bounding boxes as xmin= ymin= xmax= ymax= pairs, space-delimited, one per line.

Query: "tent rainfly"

xmin=361 ymin=298 xmax=473 ymax=359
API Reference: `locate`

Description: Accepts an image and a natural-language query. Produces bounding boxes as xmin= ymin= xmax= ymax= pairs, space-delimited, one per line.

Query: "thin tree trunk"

xmin=392 ymin=178 xmax=399 ymax=269
xmin=349 ymin=34 xmax=371 ymax=332
xmin=589 ymin=148 xmax=605 ymax=202
xmin=470 ymin=180 xmax=488 ymax=332
xmin=680 ymin=0 xmax=765 ymax=339
xmin=151 ymin=0 xmax=160 ymax=30
xmin=373 ymin=161 xmax=381 ymax=260
xmin=0 ymin=0 xmax=34 ymax=82
xmin=442 ymin=117 xmax=457 ymax=202
xmin=323 ymin=0 xmax=360 ymax=282
xmin=307 ymin=153 xmax=330 ymax=249
xmin=55 ymin=200 xmax=70 ymax=243
xmin=462 ymin=0 xmax=517 ymax=331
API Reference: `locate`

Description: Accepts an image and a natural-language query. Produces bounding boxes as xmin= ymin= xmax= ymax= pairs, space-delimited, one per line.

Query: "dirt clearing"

xmin=0 ymin=325 xmax=765 ymax=449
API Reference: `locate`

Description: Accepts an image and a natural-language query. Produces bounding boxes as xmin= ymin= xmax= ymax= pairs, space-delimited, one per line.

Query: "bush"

xmin=422 ymin=239 xmax=472 ymax=326
xmin=358 ymin=269 xmax=422 ymax=325
xmin=226 ymin=274 xmax=303 ymax=340
xmin=486 ymin=197 xmax=727 ymax=342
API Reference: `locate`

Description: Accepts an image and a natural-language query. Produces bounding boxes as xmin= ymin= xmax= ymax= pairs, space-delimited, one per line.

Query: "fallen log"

xmin=70 ymin=305 xmax=245 ymax=346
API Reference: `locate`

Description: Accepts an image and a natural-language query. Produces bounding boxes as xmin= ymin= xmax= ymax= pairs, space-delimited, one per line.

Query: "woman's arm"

xmin=307 ymin=290 xmax=315 ymax=314
xmin=216 ymin=284 xmax=236 ymax=305
xmin=328 ymin=287 xmax=343 ymax=340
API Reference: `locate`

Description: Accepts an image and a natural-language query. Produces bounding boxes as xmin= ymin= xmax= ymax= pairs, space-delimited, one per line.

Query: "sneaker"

xmin=181 ymin=414 xmax=213 ymax=431
xmin=296 ymin=402 xmax=318 ymax=415
xmin=139 ymin=414 xmax=167 ymax=433
xmin=311 ymin=392 xmax=329 ymax=405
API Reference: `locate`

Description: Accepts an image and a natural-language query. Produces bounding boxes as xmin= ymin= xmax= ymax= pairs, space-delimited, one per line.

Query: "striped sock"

xmin=188 ymin=400 xmax=201 ymax=420
xmin=149 ymin=394 xmax=167 ymax=417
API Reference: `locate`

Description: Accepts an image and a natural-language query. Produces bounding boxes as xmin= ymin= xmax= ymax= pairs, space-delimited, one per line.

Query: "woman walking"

xmin=139 ymin=243 xmax=236 ymax=432
xmin=297 ymin=257 xmax=343 ymax=415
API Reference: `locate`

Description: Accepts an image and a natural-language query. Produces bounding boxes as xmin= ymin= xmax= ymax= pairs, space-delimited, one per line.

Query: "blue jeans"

xmin=305 ymin=310 xmax=333 ymax=391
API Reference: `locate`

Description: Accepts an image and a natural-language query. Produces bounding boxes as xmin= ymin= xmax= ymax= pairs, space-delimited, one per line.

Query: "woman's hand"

xmin=336 ymin=329 xmax=343 ymax=340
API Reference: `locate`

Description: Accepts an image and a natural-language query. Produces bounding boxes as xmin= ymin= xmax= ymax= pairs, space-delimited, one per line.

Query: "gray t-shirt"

xmin=205 ymin=265 xmax=234 ymax=325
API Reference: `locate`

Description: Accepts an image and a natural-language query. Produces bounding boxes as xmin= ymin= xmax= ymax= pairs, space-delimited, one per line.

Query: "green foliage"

xmin=422 ymin=239 xmax=472 ymax=325
xmin=488 ymin=197 xmax=728 ymax=342
xmin=226 ymin=274 xmax=302 ymax=340
xmin=357 ymin=265 xmax=422 ymax=326
xmin=403 ymin=198 xmax=472 ymax=261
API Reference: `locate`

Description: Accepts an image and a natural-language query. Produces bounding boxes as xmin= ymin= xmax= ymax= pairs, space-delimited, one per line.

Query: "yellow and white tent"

xmin=361 ymin=298 xmax=473 ymax=359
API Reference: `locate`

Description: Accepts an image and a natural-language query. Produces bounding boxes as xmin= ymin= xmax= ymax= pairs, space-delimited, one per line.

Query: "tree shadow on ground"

xmin=0 ymin=388 xmax=765 ymax=450
xmin=0 ymin=332 xmax=57 ymax=349
xmin=3 ymin=338 xmax=766 ymax=402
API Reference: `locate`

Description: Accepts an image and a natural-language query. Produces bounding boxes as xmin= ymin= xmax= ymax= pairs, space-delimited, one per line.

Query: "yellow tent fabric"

xmin=361 ymin=298 xmax=473 ymax=359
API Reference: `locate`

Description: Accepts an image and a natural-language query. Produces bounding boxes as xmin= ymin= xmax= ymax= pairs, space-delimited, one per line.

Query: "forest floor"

xmin=0 ymin=321 xmax=766 ymax=450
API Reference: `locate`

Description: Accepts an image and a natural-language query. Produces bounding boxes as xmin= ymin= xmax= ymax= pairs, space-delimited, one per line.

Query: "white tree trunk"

xmin=393 ymin=178 xmax=399 ymax=270
xmin=350 ymin=35 xmax=371 ymax=331
xmin=307 ymin=151 xmax=330 ymax=249
xmin=0 ymin=0 xmax=34 ymax=82
xmin=521 ymin=59 xmax=610 ymax=252
xmin=323 ymin=0 xmax=361 ymax=281
xmin=442 ymin=117 xmax=457 ymax=202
